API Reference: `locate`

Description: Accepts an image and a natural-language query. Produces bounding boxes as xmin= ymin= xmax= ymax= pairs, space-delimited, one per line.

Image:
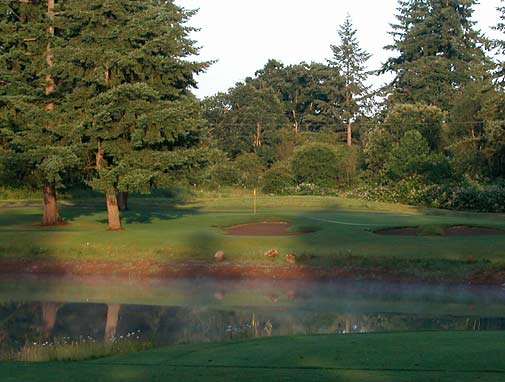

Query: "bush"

xmin=234 ymin=153 xmax=265 ymax=187
xmin=210 ymin=163 xmax=241 ymax=187
xmin=262 ymin=166 xmax=294 ymax=195
xmin=384 ymin=103 xmax=445 ymax=150
xmin=291 ymin=144 xmax=339 ymax=188
xmin=348 ymin=177 xmax=505 ymax=213
xmin=442 ymin=185 xmax=505 ymax=213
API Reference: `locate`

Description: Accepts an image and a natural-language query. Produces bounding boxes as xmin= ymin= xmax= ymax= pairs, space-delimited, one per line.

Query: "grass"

xmin=1 ymin=189 xmax=505 ymax=282
xmin=8 ymin=339 xmax=153 ymax=362
xmin=2 ymin=331 xmax=505 ymax=381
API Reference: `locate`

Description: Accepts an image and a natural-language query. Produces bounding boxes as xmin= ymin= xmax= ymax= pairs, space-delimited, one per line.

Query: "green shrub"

xmin=262 ymin=166 xmax=294 ymax=195
xmin=443 ymin=185 xmax=505 ymax=213
xmin=384 ymin=103 xmax=445 ymax=150
xmin=291 ymin=144 xmax=339 ymax=188
xmin=348 ymin=178 xmax=505 ymax=213
xmin=210 ymin=163 xmax=241 ymax=187
xmin=234 ymin=153 xmax=265 ymax=187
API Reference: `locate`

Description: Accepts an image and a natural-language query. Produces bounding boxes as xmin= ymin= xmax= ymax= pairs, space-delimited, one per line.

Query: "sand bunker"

xmin=223 ymin=221 xmax=310 ymax=236
xmin=376 ymin=226 xmax=505 ymax=237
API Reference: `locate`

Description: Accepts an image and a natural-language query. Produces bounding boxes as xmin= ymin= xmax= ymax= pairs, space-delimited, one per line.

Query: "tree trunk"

xmin=105 ymin=191 xmax=122 ymax=230
xmin=292 ymin=110 xmax=300 ymax=134
xmin=42 ymin=183 xmax=61 ymax=225
xmin=41 ymin=2 xmax=59 ymax=226
xmin=41 ymin=302 xmax=59 ymax=338
xmin=345 ymin=90 xmax=352 ymax=147
xmin=254 ymin=122 xmax=262 ymax=149
xmin=45 ymin=0 xmax=55 ymax=111
xmin=347 ymin=121 xmax=353 ymax=147
xmin=117 ymin=191 xmax=129 ymax=211
xmin=104 ymin=304 xmax=121 ymax=342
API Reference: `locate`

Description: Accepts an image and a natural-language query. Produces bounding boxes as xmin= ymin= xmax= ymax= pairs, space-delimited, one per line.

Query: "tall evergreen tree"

xmin=494 ymin=0 xmax=505 ymax=84
xmin=0 ymin=0 xmax=79 ymax=225
xmin=382 ymin=0 xmax=487 ymax=110
xmin=55 ymin=0 xmax=209 ymax=230
xmin=301 ymin=63 xmax=347 ymax=133
xmin=329 ymin=15 xmax=372 ymax=146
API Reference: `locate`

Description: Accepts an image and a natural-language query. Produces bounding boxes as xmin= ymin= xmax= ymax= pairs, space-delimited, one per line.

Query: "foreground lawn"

xmin=2 ymin=331 xmax=505 ymax=381
xmin=1 ymin=192 xmax=505 ymax=281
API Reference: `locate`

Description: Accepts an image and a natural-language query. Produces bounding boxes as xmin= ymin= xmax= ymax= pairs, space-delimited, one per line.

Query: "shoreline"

xmin=1 ymin=258 xmax=503 ymax=286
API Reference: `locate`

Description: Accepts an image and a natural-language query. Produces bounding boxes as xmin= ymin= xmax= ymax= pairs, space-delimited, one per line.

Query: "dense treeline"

xmin=1 ymin=0 xmax=505 ymax=231
xmin=203 ymin=1 xmax=505 ymax=212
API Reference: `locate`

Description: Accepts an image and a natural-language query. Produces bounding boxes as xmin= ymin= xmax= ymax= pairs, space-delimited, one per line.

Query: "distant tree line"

xmin=203 ymin=1 xmax=505 ymax=212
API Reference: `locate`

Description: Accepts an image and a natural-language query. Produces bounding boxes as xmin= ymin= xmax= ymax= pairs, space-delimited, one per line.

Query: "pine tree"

xmin=383 ymin=0 xmax=487 ymax=110
xmin=0 ymin=0 xmax=79 ymax=225
xmin=494 ymin=1 xmax=505 ymax=83
xmin=329 ymin=15 xmax=372 ymax=146
xmin=55 ymin=0 xmax=210 ymax=230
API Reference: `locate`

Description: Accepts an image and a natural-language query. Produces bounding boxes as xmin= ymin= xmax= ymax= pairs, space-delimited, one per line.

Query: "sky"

xmin=177 ymin=0 xmax=503 ymax=99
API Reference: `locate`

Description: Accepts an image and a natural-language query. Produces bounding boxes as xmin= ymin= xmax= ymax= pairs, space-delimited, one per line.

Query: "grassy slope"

xmin=2 ymin=331 xmax=505 ymax=381
xmin=1 ymin=191 xmax=505 ymax=274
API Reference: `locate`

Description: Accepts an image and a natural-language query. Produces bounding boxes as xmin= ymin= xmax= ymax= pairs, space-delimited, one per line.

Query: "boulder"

xmin=214 ymin=250 xmax=225 ymax=261
xmin=264 ymin=249 xmax=279 ymax=258
xmin=285 ymin=253 xmax=297 ymax=264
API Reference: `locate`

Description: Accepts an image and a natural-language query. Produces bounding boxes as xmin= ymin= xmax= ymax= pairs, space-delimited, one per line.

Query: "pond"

xmin=1 ymin=275 xmax=505 ymax=356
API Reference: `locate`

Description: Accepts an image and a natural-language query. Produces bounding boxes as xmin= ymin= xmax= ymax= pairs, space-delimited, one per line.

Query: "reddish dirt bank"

xmin=0 ymin=259 xmax=503 ymax=286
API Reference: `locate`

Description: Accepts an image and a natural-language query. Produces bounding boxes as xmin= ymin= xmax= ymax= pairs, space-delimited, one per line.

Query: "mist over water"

xmin=1 ymin=275 xmax=505 ymax=355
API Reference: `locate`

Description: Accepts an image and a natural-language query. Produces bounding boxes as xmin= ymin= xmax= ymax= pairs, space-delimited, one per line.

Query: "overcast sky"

xmin=177 ymin=0 xmax=503 ymax=99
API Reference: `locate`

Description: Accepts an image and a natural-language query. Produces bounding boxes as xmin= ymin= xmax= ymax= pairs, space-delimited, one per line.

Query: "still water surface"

xmin=1 ymin=275 xmax=505 ymax=354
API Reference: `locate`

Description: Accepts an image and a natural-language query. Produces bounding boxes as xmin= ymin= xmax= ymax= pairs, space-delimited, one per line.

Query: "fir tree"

xmin=329 ymin=15 xmax=372 ymax=146
xmin=0 ymin=0 xmax=79 ymax=225
xmin=494 ymin=0 xmax=505 ymax=84
xmin=55 ymin=0 xmax=210 ymax=230
xmin=382 ymin=0 xmax=487 ymax=110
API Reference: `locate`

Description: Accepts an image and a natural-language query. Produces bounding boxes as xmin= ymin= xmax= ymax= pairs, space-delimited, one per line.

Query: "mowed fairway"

xmin=2 ymin=332 xmax=505 ymax=382
xmin=1 ymin=193 xmax=505 ymax=269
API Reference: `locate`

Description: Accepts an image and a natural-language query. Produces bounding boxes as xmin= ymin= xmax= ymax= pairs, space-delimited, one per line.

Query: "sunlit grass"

xmin=8 ymin=337 xmax=153 ymax=362
xmin=1 ymin=191 xmax=505 ymax=283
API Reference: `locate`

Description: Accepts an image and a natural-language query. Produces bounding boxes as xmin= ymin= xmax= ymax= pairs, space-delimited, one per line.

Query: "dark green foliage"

xmin=262 ymin=165 xmax=294 ymax=195
xmin=384 ymin=103 xmax=445 ymax=150
xmin=443 ymin=185 xmax=505 ymax=213
xmin=0 ymin=1 xmax=80 ymax=190
xmin=291 ymin=144 xmax=339 ymax=188
xmin=329 ymin=14 xmax=372 ymax=143
xmin=363 ymin=128 xmax=394 ymax=173
xmin=234 ymin=153 xmax=265 ymax=188
xmin=55 ymin=0 xmax=210 ymax=199
xmin=383 ymin=0 xmax=488 ymax=110
xmin=493 ymin=1 xmax=505 ymax=83
xmin=242 ymin=60 xmax=348 ymax=133
xmin=209 ymin=163 xmax=241 ymax=187
xmin=205 ymin=84 xmax=287 ymax=159
xmin=387 ymin=131 xmax=429 ymax=178
xmin=483 ymin=121 xmax=505 ymax=178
